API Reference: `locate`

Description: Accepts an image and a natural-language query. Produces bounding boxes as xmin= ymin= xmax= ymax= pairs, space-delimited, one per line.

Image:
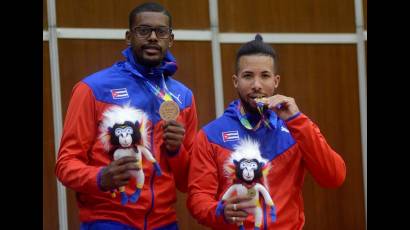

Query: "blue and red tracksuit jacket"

xmin=187 ymin=100 xmax=346 ymax=230
xmin=55 ymin=47 xmax=198 ymax=230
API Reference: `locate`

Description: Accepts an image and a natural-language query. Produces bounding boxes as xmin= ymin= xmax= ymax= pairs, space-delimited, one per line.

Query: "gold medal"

xmin=247 ymin=187 xmax=256 ymax=197
xmin=159 ymin=100 xmax=180 ymax=121
xmin=255 ymin=97 xmax=269 ymax=104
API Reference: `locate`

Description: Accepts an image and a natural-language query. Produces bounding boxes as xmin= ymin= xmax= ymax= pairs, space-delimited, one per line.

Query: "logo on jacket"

xmin=222 ymin=130 xmax=240 ymax=142
xmin=281 ymin=126 xmax=290 ymax=133
xmin=111 ymin=88 xmax=129 ymax=99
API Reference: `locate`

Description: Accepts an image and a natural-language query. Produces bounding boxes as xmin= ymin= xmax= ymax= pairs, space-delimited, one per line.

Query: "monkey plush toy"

xmin=99 ymin=105 xmax=162 ymax=205
xmin=216 ymin=138 xmax=276 ymax=230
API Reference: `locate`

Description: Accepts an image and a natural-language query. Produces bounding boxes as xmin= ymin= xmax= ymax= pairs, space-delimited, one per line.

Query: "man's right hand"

xmin=99 ymin=156 xmax=140 ymax=191
xmin=223 ymin=195 xmax=256 ymax=224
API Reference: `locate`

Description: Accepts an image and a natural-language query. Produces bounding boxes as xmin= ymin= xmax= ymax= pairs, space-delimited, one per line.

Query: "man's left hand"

xmin=162 ymin=120 xmax=185 ymax=153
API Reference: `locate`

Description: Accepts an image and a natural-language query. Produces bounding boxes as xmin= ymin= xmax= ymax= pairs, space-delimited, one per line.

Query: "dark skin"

xmin=100 ymin=11 xmax=185 ymax=191
xmin=100 ymin=156 xmax=139 ymax=191
xmin=224 ymin=195 xmax=256 ymax=224
xmin=162 ymin=120 xmax=185 ymax=152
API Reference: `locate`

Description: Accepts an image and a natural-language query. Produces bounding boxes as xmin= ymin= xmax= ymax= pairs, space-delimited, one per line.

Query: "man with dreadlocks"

xmin=187 ymin=34 xmax=346 ymax=230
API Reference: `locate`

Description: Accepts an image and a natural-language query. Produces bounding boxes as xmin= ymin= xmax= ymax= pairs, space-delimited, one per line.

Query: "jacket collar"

xmin=121 ymin=47 xmax=178 ymax=80
xmin=225 ymin=99 xmax=279 ymax=130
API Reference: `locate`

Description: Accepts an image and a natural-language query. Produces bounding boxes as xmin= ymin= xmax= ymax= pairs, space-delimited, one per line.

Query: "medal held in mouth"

xmin=144 ymin=75 xmax=181 ymax=121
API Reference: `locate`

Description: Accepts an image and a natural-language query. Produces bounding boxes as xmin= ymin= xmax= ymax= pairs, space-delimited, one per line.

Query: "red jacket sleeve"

xmin=187 ymin=130 xmax=227 ymax=228
xmin=166 ymin=96 xmax=198 ymax=193
xmin=286 ymin=113 xmax=346 ymax=188
xmin=55 ymin=82 xmax=103 ymax=194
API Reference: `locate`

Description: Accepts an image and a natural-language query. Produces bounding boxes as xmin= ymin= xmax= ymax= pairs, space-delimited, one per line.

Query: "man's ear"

xmin=274 ymin=74 xmax=280 ymax=89
xmin=125 ymin=31 xmax=131 ymax=46
xmin=232 ymin=74 xmax=239 ymax=88
xmin=168 ymin=33 xmax=174 ymax=48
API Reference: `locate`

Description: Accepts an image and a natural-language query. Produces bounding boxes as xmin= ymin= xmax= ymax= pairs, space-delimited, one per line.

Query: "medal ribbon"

xmin=237 ymin=101 xmax=272 ymax=131
xmin=256 ymin=102 xmax=272 ymax=129
xmin=144 ymin=75 xmax=182 ymax=104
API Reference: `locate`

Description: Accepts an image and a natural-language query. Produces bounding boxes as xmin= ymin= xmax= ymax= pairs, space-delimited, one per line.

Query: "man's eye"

xmin=157 ymin=28 xmax=167 ymax=35
xmin=140 ymin=28 xmax=150 ymax=34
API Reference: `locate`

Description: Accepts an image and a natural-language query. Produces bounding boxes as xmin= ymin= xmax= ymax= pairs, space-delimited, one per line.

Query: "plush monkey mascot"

xmin=99 ymin=105 xmax=162 ymax=205
xmin=216 ymin=138 xmax=276 ymax=230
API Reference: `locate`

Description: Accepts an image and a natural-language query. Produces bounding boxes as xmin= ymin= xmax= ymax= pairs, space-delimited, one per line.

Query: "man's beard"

xmin=136 ymin=55 xmax=162 ymax=67
xmin=238 ymin=94 xmax=258 ymax=114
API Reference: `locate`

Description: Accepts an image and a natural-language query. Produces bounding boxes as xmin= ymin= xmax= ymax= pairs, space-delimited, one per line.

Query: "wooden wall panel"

xmin=58 ymin=39 xmax=127 ymax=117
xmin=58 ymin=39 xmax=214 ymax=230
xmin=43 ymin=42 xmax=59 ymax=230
xmin=171 ymin=41 xmax=215 ymax=128
xmin=56 ymin=0 xmax=209 ymax=29
xmin=43 ymin=0 xmax=47 ymax=29
xmin=221 ymin=43 xmax=365 ymax=229
xmin=218 ymin=0 xmax=355 ymax=33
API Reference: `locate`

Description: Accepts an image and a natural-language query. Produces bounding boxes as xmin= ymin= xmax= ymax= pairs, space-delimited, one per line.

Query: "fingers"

xmin=101 ymin=157 xmax=140 ymax=190
xmin=228 ymin=215 xmax=246 ymax=224
xmin=223 ymin=195 xmax=256 ymax=224
xmin=225 ymin=209 xmax=249 ymax=218
xmin=162 ymin=120 xmax=184 ymax=129
xmin=163 ymin=121 xmax=185 ymax=142
xmin=163 ymin=120 xmax=185 ymax=135
xmin=227 ymin=195 xmax=253 ymax=204
xmin=111 ymin=157 xmax=140 ymax=172
xmin=162 ymin=120 xmax=185 ymax=152
xmin=111 ymin=171 xmax=133 ymax=187
xmin=255 ymin=94 xmax=300 ymax=120
xmin=112 ymin=156 xmax=138 ymax=166
xmin=163 ymin=132 xmax=184 ymax=141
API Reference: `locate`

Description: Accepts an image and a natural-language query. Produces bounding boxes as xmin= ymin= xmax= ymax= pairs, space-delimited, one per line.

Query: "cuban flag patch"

xmin=222 ymin=130 xmax=240 ymax=142
xmin=111 ymin=88 xmax=129 ymax=99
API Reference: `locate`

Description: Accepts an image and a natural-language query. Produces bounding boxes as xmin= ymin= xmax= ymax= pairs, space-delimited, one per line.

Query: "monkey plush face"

xmin=234 ymin=159 xmax=264 ymax=184
xmin=109 ymin=121 xmax=141 ymax=148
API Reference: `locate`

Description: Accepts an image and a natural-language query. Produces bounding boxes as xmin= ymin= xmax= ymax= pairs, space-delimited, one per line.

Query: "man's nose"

xmin=148 ymin=30 xmax=158 ymax=41
xmin=252 ymin=77 xmax=263 ymax=90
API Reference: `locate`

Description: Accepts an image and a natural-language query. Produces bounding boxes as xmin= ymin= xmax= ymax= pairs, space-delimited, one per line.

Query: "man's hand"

xmin=223 ymin=195 xmax=256 ymax=224
xmin=99 ymin=156 xmax=140 ymax=191
xmin=162 ymin=120 xmax=185 ymax=153
xmin=256 ymin=94 xmax=300 ymax=120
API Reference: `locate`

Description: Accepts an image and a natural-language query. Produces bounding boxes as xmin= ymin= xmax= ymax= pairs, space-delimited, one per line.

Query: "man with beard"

xmin=187 ymin=34 xmax=346 ymax=230
xmin=55 ymin=2 xmax=198 ymax=230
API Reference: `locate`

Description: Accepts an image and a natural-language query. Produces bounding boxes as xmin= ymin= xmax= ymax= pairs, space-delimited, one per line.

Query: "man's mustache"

xmin=142 ymin=44 xmax=161 ymax=50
